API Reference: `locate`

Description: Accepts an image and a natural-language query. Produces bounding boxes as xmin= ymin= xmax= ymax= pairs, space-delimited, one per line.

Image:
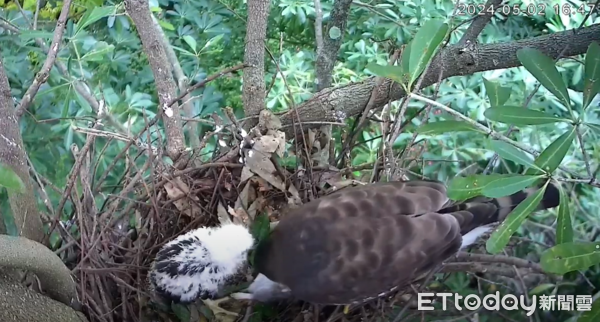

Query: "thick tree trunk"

xmin=0 ymin=52 xmax=44 ymax=242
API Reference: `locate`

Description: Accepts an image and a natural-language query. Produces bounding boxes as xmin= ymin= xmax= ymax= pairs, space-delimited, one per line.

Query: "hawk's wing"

xmin=253 ymin=179 xmax=559 ymax=305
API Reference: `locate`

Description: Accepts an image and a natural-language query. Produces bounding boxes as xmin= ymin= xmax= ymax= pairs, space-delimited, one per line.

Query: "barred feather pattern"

xmin=148 ymin=223 xmax=255 ymax=303
xmin=248 ymin=179 xmax=560 ymax=305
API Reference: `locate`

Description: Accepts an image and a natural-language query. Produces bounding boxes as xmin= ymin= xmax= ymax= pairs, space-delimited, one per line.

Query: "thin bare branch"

xmin=15 ymin=0 xmax=72 ymax=116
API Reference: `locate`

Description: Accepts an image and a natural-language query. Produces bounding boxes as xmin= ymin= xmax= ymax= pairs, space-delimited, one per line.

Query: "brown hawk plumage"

xmin=148 ymin=179 xmax=560 ymax=309
xmin=241 ymin=179 xmax=559 ymax=305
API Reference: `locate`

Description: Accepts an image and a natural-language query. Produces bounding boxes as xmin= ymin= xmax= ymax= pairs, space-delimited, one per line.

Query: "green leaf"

xmin=486 ymin=182 xmax=548 ymax=254
xmin=251 ymin=213 xmax=271 ymax=243
xmin=183 ymin=35 xmax=197 ymax=52
xmin=407 ymin=19 xmax=448 ymax=88
xmin=75 ymin=6 xmax=115 ymax=34
xmin=447 ymin=174 xmax=507 ymax=200
xmin=400 ymin=42 xmax=412 ymax=80
xmin=583 ymin=42 xmax=600 ymax=110
xmin=19 ymin=30 xmax=54 ymax=41
xmin=579 ymin=299 xmax=600 ymax=322
xmin=481 ymin=175 xmax=542 ymax=198
xmin=526 ymin=127 xmax=576 ymax=175
xmin=170 ymin=303 xmax=190 ymax=322
xmin=528 ymin=283 xmax=555 ymax=295
xmin=586 ymin=122 xmax=600 ymax=135
xmin=366 ymin=63 xmax=406 ymax=84
xmin=158 ymin=20 xmax=175 ymax=31
xmin=81 ymin=43 xmax=115 ymax=62
xmin=487 ymin=140 xmax=541 ymax=170
xmin=415 ymin=120 xmax=481 ymax=135
xmin=556 ymin=186 xmax=573 ymax=244
xmin=484 ymin=106 xmax=570 ymax=125
xmin=483 ymin=78 xmax=511 ymax=109
xmin=517 ymin=47 xmax=571 ymax=110
xmin=540 ymin=241 xmax=600 ymax=274
xmin=0 ymin=163 xmax=25 ymax=193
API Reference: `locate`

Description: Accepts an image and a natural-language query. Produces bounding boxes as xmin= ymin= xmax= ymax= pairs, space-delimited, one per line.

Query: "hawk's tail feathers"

xmin=440 ymin=181 xmax=560 ymax=247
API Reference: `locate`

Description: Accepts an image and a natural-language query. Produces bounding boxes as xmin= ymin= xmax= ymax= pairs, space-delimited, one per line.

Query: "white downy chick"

xmin=149 ymin=223 xmax=255 ymax=303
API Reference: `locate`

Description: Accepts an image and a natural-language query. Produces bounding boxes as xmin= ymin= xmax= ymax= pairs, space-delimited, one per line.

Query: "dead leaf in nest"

xmin=236 ymin=181 xmax=250 ymax=210
xmin=252 ymin=176 xmax=271 ymax=192
xmin=240 ymin=166 xmax=255 ymax=183
xmin=253 ymin=135 xmax=280 ymax=154
xmin=217 ymin=202 xmax=233 ymax=225
xmin=268 ymin=129 xmax=286 ymax=157
xmin=325 ymin=179 xmax=366 ymax=194
xmin=246 ymin=198 xmax=260 ymax=220
xmin=134 ymin=210 xmax=143 ymax=231
xmin=287 ymin=184 xmax=302 ymax=206
xmin=192 ymin=178 xmax=217 ymax=191
xmin=258 ymin=109 xmax=282 ymax=131
xmin=243 ymin=150 xmax=286 ymax=192
xmin=164 ymin=177 xmax=202 ymax=217
xmin=228 ymin=205 xmax=250 ymax=226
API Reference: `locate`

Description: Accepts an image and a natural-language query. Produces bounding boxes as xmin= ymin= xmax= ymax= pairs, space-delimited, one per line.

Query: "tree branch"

xmin=315 ymin=0 xmax=353 ymax=90
xmin=456 ymin=0 xmax=502 ymax=46
xmin=15 ymin=0 xmax=72 ymax=116
xmin=242 ymin=0 xmax=271 ymax=129
xmin=277 ymin=23 xmax=600 ymax=137
xmin=0 ymin=52 xmax=44 ymax=242
xmin=124 ymin=0 xmax=185 ymax=161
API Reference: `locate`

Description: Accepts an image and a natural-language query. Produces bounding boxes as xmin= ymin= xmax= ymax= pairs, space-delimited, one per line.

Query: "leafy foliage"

xmin=1 ymin=0 xmax=600 ymax=322
xmin=0 ymin=163 xmax=25 ymax=193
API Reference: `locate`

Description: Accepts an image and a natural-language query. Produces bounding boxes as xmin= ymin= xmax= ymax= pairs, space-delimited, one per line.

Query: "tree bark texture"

xmin=0 ymin=53 xmax=44 ymax=242
xmin=124 ymin=0 xmax=186 ymax=161
xmin=242 ymin=0 xmax=271 ymax=128
xmin=315 ymin=0 xmax=353 ymax=91
xmin=278 ymin=24 xmax=600 ymax=138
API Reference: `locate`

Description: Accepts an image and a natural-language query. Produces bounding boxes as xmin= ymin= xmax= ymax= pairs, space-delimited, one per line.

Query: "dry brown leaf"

xmin=307 ymin=128 xmax=317 ymax=151
xmin=244 ymin=150 xmax=286 ymax=192
xmin=164 ymin=177 xmax=202 ymax=217
xmin=235 ymin=181 xmax=253 ymax=210
xmin=240 ymin=166 xmax=255 ymax=183
xmin=258 ymin=109 xmax=282 ymax=131
xmin=253 ymin=135 xmax=280 ymax=154
xmin=268 ymin=129 xmax=286 ymax=157
xmin=325 ymin=179 xmax=366 ymax=194
xmin=228 ymin=205 xmax=250 ymax=226
xmin=134 ymin=210 xmax=143 ymax=231
xmin=253 ymin=177 xmax=271 ymax=192
xmin=246 ymin=198 xmax=261 ymax=220
xmin=287 ymin=184 xmax=302 ymax=206
xmin=216 ymin=201 xmax=232 ymax=225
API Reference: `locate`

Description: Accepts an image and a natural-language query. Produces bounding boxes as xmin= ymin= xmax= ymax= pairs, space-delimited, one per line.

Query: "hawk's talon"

xmin=203 ymin=297 xmax=239 ymax=317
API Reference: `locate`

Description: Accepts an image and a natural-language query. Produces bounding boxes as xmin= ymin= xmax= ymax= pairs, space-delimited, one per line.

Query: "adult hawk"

xmin=149 ymin=179 xmax=559 ymax=309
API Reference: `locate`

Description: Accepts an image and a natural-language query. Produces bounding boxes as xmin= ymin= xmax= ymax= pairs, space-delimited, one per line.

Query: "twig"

xmin=15 ymin=0 xmax=71 ymax=116
xmin=167 ymin=63 xmax=250 ymax=108
xmin=44 ymin=123 xmax=101 ymax=245
xmin=453 ymin=252 xmax=544 ymax=273
xmin=455 ymin=0 xmax=502 ymax=46
xmin=338 ymin=49 xmax=401 ymax=167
